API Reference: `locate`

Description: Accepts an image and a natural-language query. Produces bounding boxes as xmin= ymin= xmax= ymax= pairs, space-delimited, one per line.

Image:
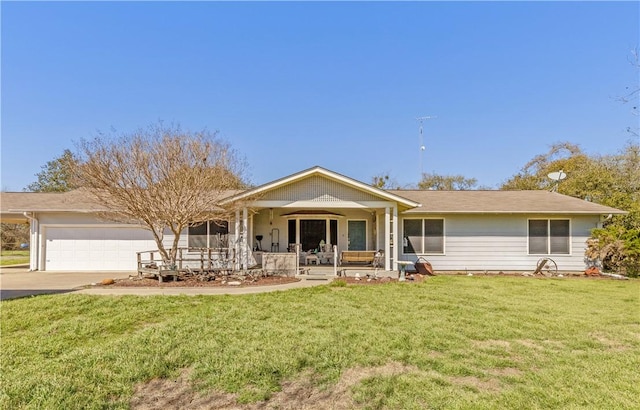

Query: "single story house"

xmin=0 ymin=166 xmax=625 ymax=273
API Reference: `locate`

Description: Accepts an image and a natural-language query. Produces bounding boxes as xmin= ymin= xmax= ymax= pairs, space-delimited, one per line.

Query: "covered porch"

xmin=224 ymin=167 xmax=420 ymax=274
xmin=239 ymin=205 xmax=399 ymax=273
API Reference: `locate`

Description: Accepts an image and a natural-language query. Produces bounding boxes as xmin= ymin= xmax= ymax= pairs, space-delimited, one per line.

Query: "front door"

xmin=348 ymin=220 xmax=366 ymax=250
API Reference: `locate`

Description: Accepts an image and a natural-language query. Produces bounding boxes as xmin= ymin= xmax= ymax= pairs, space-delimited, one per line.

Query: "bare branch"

xmin=74 ymin=122 xmax=248 ymax=265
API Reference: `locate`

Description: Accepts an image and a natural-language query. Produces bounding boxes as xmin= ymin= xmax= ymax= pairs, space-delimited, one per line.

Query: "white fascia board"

xmin=221 ymin=166 xmax=420 ymax=208
xmin=250 ymin=200 xmax=397 ymax=209
xmin=401 ymin=210 xmax=628 ymax=216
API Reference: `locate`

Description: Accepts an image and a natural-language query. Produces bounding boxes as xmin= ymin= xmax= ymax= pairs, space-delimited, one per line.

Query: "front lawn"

xmin=0 ymin=250 xmax=29 ymax=266
xmin=1 ymin=276 xmax=638 ymax=409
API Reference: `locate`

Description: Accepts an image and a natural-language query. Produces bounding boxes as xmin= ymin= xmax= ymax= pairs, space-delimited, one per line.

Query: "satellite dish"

xmin=547 ymin=170 xmax=567 ymax=181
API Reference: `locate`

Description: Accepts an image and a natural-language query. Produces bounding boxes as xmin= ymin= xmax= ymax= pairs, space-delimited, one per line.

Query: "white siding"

xmin=399 ymin=214 xmax=599 ymax=272
xmin=262 ymin=175 xmax=381 ymax=202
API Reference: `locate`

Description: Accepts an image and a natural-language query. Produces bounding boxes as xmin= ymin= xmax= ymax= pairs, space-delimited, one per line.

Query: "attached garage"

xmin=44 ymin=226 xmax=157 ymax=271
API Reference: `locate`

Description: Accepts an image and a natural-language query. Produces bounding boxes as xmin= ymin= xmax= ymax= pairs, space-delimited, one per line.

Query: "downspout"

xmin=23 ymin=212 xmax=39 ymax=271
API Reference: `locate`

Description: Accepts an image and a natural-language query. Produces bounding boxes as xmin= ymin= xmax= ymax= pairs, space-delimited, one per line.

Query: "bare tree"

xmin=1 ymin=220 xmax=29 ymax=250
xmin=619 ymin=47 xmax=639 ymax=120
xmin=74 ymin=122 xmax=248 ymax=267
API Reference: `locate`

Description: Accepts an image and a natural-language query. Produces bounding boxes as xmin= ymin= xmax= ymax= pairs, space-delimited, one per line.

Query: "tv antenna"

xmin=416 ymin=115 xmax=436 ymax=178
xmin=547 ymin=170 xmax=567 ymax=192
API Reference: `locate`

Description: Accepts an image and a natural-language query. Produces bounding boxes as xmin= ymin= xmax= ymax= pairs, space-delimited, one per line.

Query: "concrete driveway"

xmin=0 ymin=265 xmax=133 ymax=300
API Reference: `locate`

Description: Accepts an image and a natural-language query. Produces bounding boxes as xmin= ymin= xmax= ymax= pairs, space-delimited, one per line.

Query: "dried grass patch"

xmin=448 ymin=375 xmax=502 ymax=393
xmin=130 ymin=362 xmax=420 ymax=410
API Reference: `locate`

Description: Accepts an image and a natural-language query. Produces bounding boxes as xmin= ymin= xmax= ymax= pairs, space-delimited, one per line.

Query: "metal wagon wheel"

xmin=537 ymin=258 xmax=558 ymax=277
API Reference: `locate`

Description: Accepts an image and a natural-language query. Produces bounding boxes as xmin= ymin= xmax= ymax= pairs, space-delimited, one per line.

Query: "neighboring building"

xmin=0 ymin=166 xmax=625 ymax=272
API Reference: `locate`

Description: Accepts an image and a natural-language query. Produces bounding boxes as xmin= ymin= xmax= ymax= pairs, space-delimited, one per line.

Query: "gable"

xmin=221 ymin=166 xmax=420 ymax=208
xmin=261 ymin=175 xmax=382 ymax=203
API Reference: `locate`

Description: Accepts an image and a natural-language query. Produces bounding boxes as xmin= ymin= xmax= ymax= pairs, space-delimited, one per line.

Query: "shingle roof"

xmin=394 ymin=190 xmax=626 ymax=215
xmin=0 ymin=189 xmax=242 ymax=222
xmin=1 ymin=190 xmax=107 ymax=213
xmin=0 ymin=188 xmax=626 ymax=221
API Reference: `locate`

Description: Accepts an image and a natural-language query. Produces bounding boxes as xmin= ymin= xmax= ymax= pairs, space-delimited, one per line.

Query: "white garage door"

xmin=45 ymin=227 xmax=158 ymax=271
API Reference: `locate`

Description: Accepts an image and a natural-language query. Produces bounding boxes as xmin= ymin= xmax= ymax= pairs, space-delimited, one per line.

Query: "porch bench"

xmin=340 ymin=250 xmax=377 ymax=266
xmin=137 ymin=265 xmax=178 ymax=282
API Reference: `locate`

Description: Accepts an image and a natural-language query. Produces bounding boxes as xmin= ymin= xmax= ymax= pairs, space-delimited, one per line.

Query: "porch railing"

xmin=136 ymin=247 xmax=237 ymax=276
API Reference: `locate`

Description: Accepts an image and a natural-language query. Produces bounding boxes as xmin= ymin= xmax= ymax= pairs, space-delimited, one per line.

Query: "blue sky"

xmin=2 ymin=1 xmax=638 ymax=191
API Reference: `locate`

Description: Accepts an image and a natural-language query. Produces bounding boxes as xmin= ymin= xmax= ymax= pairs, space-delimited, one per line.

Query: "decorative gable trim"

xmin=220 ymin=166 xmax=420 ymax=208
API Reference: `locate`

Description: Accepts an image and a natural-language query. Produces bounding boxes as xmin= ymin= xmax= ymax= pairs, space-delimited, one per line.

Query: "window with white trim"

xmin=403 ymin=218 xmax=444 ymax=254
xmin=188 ymin=220 xmax=229 ymax=249
xmin=528 ymin=219 xmax=570 ymax=254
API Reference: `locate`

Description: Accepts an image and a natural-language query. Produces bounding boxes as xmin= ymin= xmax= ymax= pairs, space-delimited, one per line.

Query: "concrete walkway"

xmin=0 ymin=264 xmax=332 ymax=300
xmin=76 ymin=277 xmax=330 ymax=296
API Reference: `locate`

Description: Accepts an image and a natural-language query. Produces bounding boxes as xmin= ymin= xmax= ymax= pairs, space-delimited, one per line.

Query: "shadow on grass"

xmin=0 ymin=263 xmax=30 ymax=270
xmin=0 ymin=289 xmax=75 ymax=301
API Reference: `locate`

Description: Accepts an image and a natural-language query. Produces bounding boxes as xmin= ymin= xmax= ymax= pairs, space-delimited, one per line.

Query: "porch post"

xmin=392 ymin=206 xmax=399 ymax=272
xmin=384 ymin=207 xmax=391 ymax=271
xmin=234 ymin=210 xmax=240 ymax=271
xmin=242 ymin=207 xmax=249 ymax=270
xmin=31 ymin=216 xmax=39 ymax=271
xmin=325 ymin=218 xmax=331 ymax=245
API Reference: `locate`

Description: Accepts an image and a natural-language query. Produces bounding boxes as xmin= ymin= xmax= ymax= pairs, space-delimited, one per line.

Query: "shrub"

xmin=588 ymin=225 xmax=640 ymax=277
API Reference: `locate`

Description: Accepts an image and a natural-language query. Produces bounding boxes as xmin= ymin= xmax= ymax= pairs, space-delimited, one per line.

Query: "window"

xmin=288 ymin=219 xmax=338 ymax=252
xmin=528 ymin=219 xmax=570 ymax=254
xmin=403 ymin=219 xmax=444 ymax=254
xmin=188 ymin=220 xmax=229 ymax=249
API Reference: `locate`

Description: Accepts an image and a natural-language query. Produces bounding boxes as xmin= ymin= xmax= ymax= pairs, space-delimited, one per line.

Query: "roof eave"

xmin=401 ymin=210 xmax=629 ymax=215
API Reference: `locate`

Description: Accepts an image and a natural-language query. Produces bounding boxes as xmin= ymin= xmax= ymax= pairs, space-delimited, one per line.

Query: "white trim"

xmin=347 ymin=219 xmax=368 ymax=251
xmin=40 ymin=224 xmax=157 ymax=271
xmin=392 ymin=206 xmax=398 ymax=271
xmin=289 ymin=218 xmax=338 ymax=251
xmin=384 ymin=207 xmax=391 ymax=270
xmin=281 ymin=214 xmax=344 ymax=219
xmin=401 ymin=217 xmax=446 ymax=255
xmin=527 ymin=218 xmax=572 ymax=255
xmin=242 ymin=207 xmax=249 ymax=270
xmin=221 ymin=166 xmax=420 ymax=208
xmin=186 ymin=219 xmax=230 ymax=249
xmin=23 ymin=212 xmax=40 ymax=270
xmin=234 ymin=210 xmax=241 ymax=270
xmin=250 ymin=200 xmax=399 ymax=209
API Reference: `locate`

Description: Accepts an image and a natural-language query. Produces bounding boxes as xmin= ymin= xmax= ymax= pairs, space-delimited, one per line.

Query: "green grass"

xmin=0 ymin=250 xmax=29 ymax=266
xmin=1 ymin=276 xmax=639 ymax=409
